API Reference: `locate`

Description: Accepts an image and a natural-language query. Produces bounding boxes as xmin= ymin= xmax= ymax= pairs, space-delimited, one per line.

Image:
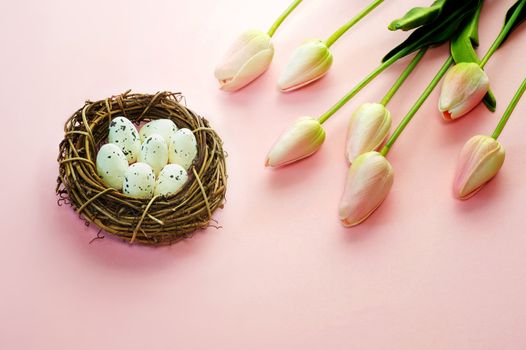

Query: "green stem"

xmin=380 ymin=48 xmax=427 ymax=106
xmin=268 ymin=0 xmax=303 ymax=37
xmin=325 ymin=0 xmax=384 ymax=47
xmin=318 ymin=52 xmax=404 ymax=124
xmin=480 ymin=0 xmax=526 ymax=68
xmin=380 ymin=56 xmax=454 ymax=156
xmin=491 ymin=78 xmax=526 ymax=139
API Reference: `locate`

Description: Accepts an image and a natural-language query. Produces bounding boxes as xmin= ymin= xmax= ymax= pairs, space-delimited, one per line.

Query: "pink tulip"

xmin=438 ymin=62 xmax=489 ymax=120
xmin=452 ymin=135 xmax=505 ymax=200
xmin=338 ymin=151 xmax=394 ymax=227
xmin=345 ymin=103 xmax=391 ymax=163
xmin=278 ymin=40 xmax=333 ymax=92
xmin=214 ymin=29 xmax=274 ymax=92
xmin=265 ymin=117 xmax=325 ymax=167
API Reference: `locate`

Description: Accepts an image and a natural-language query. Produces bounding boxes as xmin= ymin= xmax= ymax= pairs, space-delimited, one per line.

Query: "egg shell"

xmin=168 ymin=128 xmax=198 ymax=170
xmin=96 ymin=144 xmax=129 ymax=190
xmin=123 ymin=163 xmax=155 ymax=199
xmin=108 ymin=116 xmax=141 ymax=164
xmin=154 ymin=164 xmax=189 ymax=197
xmin=138 ymin=134 xmax=168 ymax=176
xmin=139 ymin=119 xmax=178 ymax=144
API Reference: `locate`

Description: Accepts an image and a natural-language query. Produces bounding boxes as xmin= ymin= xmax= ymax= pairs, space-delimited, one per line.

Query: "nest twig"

xmin=56 ymin=91 xmax=227 ymax=245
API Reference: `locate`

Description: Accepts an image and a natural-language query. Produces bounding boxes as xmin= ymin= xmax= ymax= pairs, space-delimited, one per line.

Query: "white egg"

xmin=168 ymin=128 xmax=198 ymax=170
xmin=138 ymin=134 xmax=168 ymax=176
xmin=108 ymin=116 xmax=141 ymax=164
xmin=139 ymin=119 xmax=178 ymax=144
xmin=154 ymin=164 xmax=189 ymax=197
xmin=123 ymin=163 xmax=155 ymax=199
xmin=96 ymin=144 xmax=129 ymax=190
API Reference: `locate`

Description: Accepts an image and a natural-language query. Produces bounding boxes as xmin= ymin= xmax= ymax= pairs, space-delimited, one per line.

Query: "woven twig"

xmin=56 ymin=91 xmax=227 ymax=245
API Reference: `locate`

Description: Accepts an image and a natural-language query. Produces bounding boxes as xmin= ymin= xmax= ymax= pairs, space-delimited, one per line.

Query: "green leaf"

xmin=388 ymin=0 xmax=446 ymax=31
xmin=383 ymin=0 xmax=480 ymax=62
xmin=483 ymin=90 xmax=497 ymax=112
xmin=500 ymin=0 xmax=526 ymax=47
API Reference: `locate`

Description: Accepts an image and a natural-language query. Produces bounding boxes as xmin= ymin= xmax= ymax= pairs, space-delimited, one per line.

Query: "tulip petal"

xmin=219 ymin=48 xmax=274 ymax=92
xmin=278 ymin=40 xmax=333 ymax=92
xmin=453 ymin=135 xmax=505 ymax=200
xmin=346 ymin=103 xmax=391 ymax=163
xmin=339 ymin=152 xmax=394 ymax=227
xmin=438 ymin=62 xmax=489 ymax=120
xmin=214 ymin=29 xmax=274 ymax=92
xmin=266 ymin=117 xmax=326 ymax=167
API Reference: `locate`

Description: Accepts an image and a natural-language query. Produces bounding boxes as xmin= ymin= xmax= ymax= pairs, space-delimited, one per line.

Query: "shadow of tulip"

xmin=264 ymin=149 xmax=327 ymax=189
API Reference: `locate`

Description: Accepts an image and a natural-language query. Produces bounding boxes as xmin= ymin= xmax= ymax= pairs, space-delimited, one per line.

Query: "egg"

xmin=96 ymin=144 xmax=128 ymax=190
xmin=123 ymin=163 xmax=155 ymax=199
xmin=108 ymin=116 xmax=141 ymax=163
xmin=138 ymin=134 xmax=168 ymax=176
xmin=139 ymin=119 xmax=178 ymax=144
xmin=168 ymin=128 xmax=198 ymax=170
xmin=154 ymin=164 xmax=189 ymax=197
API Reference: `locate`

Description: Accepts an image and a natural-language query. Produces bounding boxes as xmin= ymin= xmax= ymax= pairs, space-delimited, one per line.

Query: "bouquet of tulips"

xmin=215 ymin=0 xmax=526 ymax=227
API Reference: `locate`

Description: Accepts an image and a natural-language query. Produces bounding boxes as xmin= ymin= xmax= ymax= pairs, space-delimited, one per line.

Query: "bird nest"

xmin=56 ymin=91 xmax=227 ymax=245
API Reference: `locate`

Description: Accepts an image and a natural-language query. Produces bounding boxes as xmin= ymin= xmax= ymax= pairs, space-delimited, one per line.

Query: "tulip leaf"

xmin=388 ymin=0 xmax=446 ymax=31
xmin=499 ymin=0 xmax=526 ymax=47
xmin=383 ymin=0 xmax=481 ymax=63
xmin=450 ymin=2 xmax=496 ymax=112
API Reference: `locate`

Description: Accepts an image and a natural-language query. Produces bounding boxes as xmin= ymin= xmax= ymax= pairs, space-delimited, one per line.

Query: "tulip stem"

xmin=268 ymin=0 xmax=303 ymax=37
xmin=480 ymin=0 xmax=526 ymax=68
xmin=491 ymin=78 xmax=526 ymax=140
xmin=380 ymin=56 xmax=454 ymax=156
xmin=318 ymin=52 xmax=403 ymax=124
xmin=325 ymin=0 xmax=385 ymax=48
xmin=380 ymin=48 xmax=427 ymax=107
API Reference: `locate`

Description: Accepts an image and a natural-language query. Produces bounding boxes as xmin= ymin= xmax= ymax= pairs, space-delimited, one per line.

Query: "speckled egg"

xmin=96 ymin=144 xmax=128 ymax=190
xmin=139 ymin=119 xmax=178 ymax=144
xmin=168 ymin=128 xmax=197 ymax=170
xmin=108 ymin=116 xmax=141 ymax=164
xmin=123 ymin=163 xmax=155 ymax=199
xmin=138 ymin=134 xmax=168 ymax=176
xmin=154 ymin=164 xmax=189 ymax=197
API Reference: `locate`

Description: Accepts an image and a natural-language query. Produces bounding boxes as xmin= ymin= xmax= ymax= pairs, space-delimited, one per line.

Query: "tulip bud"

xmin=339 ymin=151 xmax=394 ymax=227
xmin=214 ymin=29 xmax=274 ymax=92
xmin=265 ymin=117 xmax=326 ymax=167
xmin=345 ymin=103 xmax=391 ymax=163
xmin=278 ymin=40 xmax=333 ymax=92
xmin=438 ymin=62 xmax=489 ymax=120
xmin=452 ymin=135 xmax=505 ymax=200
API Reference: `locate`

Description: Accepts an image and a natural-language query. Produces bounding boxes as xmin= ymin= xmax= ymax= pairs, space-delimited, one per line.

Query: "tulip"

xmin=265 ymin=117 xmax=325 ymax=167
xmin=438 ymin=62 xmax=489 ymax=120
xmin=338 ymin=151 xmax=394 ymax=227
xmin=278 ymin=40 xmax=333 ymax=92
xmin=452 ymin=135 xmax=505 ymax=200
xmin=345 ymin=103 xmax=391 ymax=163
xmin=214 ymin=29 xmax=274 ymax=92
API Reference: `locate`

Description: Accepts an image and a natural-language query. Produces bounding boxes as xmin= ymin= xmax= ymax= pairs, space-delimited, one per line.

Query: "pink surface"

xmin=1 ymin=0 xmax=526 ymax=349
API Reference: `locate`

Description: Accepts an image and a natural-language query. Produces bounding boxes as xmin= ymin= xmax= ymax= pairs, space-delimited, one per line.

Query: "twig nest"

xmin=56 ymin=91 xmax=227 ymax=245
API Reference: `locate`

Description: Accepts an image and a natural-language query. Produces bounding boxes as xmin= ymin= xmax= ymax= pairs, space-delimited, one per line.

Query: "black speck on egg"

xmin=110 ymin=121 xmax=116 ymax=127
xmin=107 ymin=155 xmax=111 ymax=159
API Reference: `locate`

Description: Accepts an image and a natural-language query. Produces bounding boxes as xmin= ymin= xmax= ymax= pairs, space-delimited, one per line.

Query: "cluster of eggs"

xmin=96 ymin=116 xmax=197 ymax=199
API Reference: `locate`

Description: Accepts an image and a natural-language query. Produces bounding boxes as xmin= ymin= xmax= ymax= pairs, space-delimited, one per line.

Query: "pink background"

xmin=2 ymin=0 xmax=526 ymax=348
